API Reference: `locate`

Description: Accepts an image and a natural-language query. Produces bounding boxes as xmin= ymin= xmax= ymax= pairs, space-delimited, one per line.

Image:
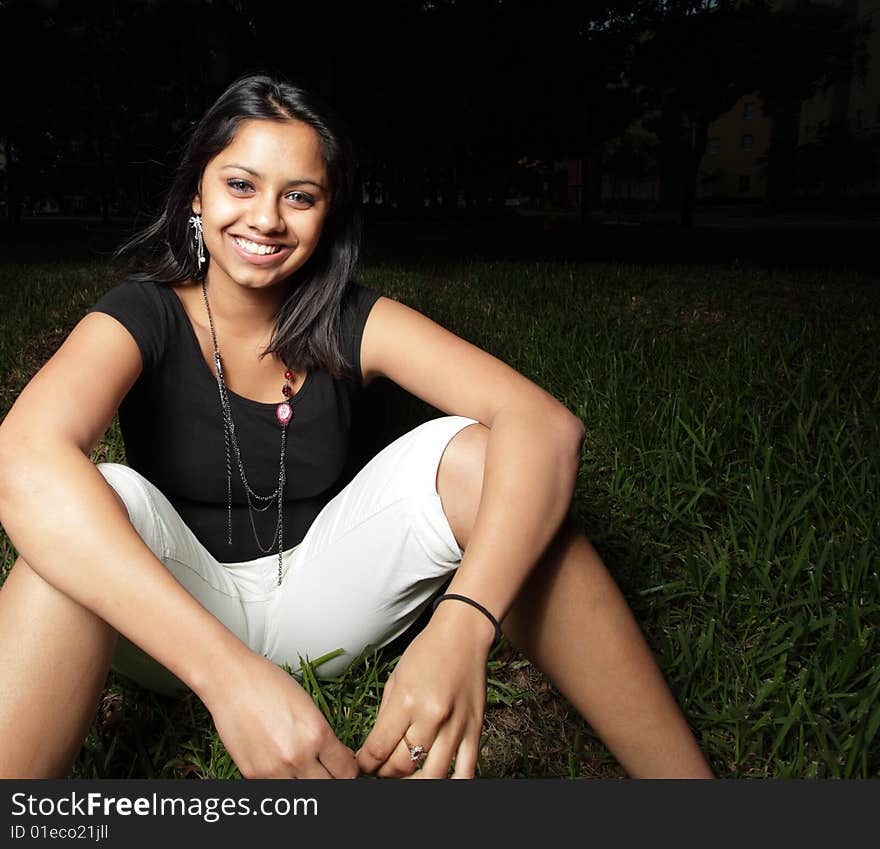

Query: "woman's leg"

xmin=0 ymin=557 xmax=118 ymax=778
xmin=0 ymin=479 xmax=144 ymax=777
xmin=502 ymin=522 xmax=714 ymax=778
xmin=436 ymin=422 xmax=715 ymax=778
xmin=0 ymin=457 xmax=263 ymax=778
xmin=91 ymin=462 xmax=264 ymax=698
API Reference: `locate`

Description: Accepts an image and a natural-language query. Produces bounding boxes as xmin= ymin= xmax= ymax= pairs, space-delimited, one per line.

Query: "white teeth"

xmin=233 ymin=236 xmax=282 ymax=255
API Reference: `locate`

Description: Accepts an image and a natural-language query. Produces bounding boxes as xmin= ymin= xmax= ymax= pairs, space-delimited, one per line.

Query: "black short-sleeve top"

xmin=87 ymin=280 xmax=381 ymax=562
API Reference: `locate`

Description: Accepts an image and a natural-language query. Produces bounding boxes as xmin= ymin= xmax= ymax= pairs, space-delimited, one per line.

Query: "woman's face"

xmin=192 ymin=118 xmax=330 ymax=293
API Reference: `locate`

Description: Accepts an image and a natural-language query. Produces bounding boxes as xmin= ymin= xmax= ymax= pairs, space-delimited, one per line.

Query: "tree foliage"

xmin=0 ymin=0 xmax=871 ymax=224
xmin=608 ymin=0 xmax=871 ymax=224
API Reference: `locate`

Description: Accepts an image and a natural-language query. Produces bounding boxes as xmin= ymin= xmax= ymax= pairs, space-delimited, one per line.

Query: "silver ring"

xmin=404 ymin=734 xmax=428 ymax=763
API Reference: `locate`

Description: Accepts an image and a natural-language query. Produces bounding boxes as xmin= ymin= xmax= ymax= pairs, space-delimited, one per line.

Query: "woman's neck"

xmin=198 ymin=274 xmax=290 ymax=340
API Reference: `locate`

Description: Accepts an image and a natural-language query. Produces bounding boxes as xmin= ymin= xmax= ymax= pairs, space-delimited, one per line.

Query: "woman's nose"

xmin=246 ymin=195 xmax=284 ymax=232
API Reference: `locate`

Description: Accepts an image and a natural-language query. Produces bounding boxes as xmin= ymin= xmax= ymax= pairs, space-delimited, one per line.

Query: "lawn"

xmin=0 ymin=220 xmax=877 ymax=778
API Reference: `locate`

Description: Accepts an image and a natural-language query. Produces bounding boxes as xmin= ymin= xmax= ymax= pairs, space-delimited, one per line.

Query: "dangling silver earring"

xmin=189 ymin=213 xmax=206 ymax=274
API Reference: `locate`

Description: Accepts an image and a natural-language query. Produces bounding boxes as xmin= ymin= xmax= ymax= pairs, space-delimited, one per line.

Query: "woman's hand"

xmin=356 ymin=601 xmax=495 ymax=779
xmin=201 ymin=651 xmax=359 ymax=779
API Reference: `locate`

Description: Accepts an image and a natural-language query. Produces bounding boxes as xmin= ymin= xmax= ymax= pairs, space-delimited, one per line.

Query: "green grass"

xmin=0 ymin=253 xmax=877 ymax=779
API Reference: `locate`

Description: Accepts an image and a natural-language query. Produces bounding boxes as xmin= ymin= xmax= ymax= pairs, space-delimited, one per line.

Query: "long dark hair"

xmin=117 ymin=73 xmax=361 ymax=378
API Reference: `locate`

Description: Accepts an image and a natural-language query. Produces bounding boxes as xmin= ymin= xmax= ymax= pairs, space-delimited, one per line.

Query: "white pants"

xmin=96 ymin=415 xmax=478 ymax=696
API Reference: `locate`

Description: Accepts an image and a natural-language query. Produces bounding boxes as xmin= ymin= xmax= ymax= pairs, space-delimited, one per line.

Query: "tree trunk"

xmin=766 ymin=101 xmax=801 ymax=208
xmin=4 ymin=136 xmax=21 ymax=226
xmin=588 ymin=152 xmax=603 ymax=220
xmin=96 ymin=132 xmax=110 ymax=225
xmin=681 ymin=116 xmax=709 ymax=228
xmin=578 ymin=156 xmax=589 ymax=224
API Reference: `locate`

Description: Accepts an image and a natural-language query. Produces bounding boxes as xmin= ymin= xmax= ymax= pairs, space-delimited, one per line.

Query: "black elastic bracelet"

xmin=431 ymin=593 xmax=502 ymax=646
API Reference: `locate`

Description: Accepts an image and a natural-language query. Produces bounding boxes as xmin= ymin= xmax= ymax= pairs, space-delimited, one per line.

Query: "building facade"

xmin=700 ymin=0 xmax=879 ymax=201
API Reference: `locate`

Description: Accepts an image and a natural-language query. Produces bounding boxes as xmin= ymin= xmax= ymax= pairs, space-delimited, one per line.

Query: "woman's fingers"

xmin=404 ymin=721 xmax=480 ymax=779
xmin=374 ymin=737 xmax=421 ymax=778
xmin=403 ymin=726 xmax=460 ymax=779
xmin=319 ymin=741 xmax=360 ymax=779
xmin=358 ymin=700 xmax=448 ymax=778
xmin=210 ymin=654 xmax=360 ymax=780
xmin=295 ymin=759 xmax=336 ymax=779
xmin=356 ymin=705 xmax=410 ymax=774
xmin=450 ymin=733 xmax=479 ymax=779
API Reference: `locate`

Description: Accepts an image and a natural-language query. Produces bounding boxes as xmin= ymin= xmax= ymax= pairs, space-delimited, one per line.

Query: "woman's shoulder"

xmin=338 ymin=281 xmax=382 ymax=342
xmin=86 ymin=278 xmax=177 ymax=371
xmin=84 ymin=279 xmax=179 ymax=332
xmin=88 ymin=277 xmax=171 ymax=311
xmin=340 ymin=280 xmax=382 ymax=321
xmin=335 ymin=281 xmax=383 ymax=386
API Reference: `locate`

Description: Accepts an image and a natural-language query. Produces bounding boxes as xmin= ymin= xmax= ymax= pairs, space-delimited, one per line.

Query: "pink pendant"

xmin=276 ymin=402 xmax=293 ymax=425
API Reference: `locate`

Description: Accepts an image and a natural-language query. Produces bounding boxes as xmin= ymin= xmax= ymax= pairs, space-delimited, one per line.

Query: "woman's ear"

xmin=191 ymin=195 xmax=202 ymax=216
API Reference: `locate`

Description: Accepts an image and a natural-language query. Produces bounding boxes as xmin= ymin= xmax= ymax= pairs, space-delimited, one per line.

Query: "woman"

xmin=0 ymin=74 xmax=713 ymax=779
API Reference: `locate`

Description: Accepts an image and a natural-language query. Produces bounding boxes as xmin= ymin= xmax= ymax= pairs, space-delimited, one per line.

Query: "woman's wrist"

xmin=186 ymin=630 xmax=261 ymax=707
xmin=428 ymin=594 xmax=499 ymax=653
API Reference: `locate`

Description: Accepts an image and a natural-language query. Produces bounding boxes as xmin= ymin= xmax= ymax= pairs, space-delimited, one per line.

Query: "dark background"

xmin=0 ymin=0 xmax=875 ymax=271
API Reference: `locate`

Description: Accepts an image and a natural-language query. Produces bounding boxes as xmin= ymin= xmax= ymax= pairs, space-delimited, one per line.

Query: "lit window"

xmin=739 ymin=175 xmax=751 ymax=193
xmin=707 ymin=139 xmax=720 ymax=155
xmin=744 ymin=101 xmax=755 ymax=119
xmin=741 ymin=134 xmax=754 ymax=151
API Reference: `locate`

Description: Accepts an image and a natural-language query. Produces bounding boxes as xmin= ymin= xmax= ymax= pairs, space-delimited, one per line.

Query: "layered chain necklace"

xmin=201 ymin=280 xmax=294 ymax=586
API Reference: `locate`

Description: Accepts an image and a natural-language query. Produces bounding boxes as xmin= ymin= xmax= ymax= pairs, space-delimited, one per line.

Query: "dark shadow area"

xmin=1 ymin=212 xmax=874 ymax=275
xmin=360 ymin=214 xmax=876 ymax=274
xmin=0 ymin=218 xmax=139 ymax=266
xmin=343 ymin=376 xmax=440 ymax=480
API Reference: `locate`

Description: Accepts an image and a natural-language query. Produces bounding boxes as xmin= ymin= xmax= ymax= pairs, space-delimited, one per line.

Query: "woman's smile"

xmin=228 ymin=233 xmax=295 ymax=265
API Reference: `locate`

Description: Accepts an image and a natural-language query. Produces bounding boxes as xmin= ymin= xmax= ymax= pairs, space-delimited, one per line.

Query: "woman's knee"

xmin=0 ymin=555 xmax=119 ymax=778
xmin=436 ymin=422 xmax=489 ymax=551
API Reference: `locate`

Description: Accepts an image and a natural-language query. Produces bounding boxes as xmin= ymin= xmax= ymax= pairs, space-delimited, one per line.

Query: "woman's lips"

xmin=227 ymin=233 xmax=294 ymax=265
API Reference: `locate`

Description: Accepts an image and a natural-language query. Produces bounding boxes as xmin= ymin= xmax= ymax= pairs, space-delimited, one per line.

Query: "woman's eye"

xmin=227 ymin=179 xmax=253 ymax=193
xmin=287 ymin=191 xmax=315 ymax=208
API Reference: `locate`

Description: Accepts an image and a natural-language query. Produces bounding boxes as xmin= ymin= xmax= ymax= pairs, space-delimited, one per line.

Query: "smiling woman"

xmin=0 ymin=73 xmax=714 ymax=780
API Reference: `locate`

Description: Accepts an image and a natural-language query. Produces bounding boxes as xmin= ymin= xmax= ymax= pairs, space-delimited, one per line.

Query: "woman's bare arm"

xmin=0 ymin=312 xmax=251 ymax=695
xmin=360 ymin=296 xmax=586 ymax=623
xmin=356 ymin=296 xmax=585 ymax=777
xmin=0 ymin=312 xmax=358 ymax=777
